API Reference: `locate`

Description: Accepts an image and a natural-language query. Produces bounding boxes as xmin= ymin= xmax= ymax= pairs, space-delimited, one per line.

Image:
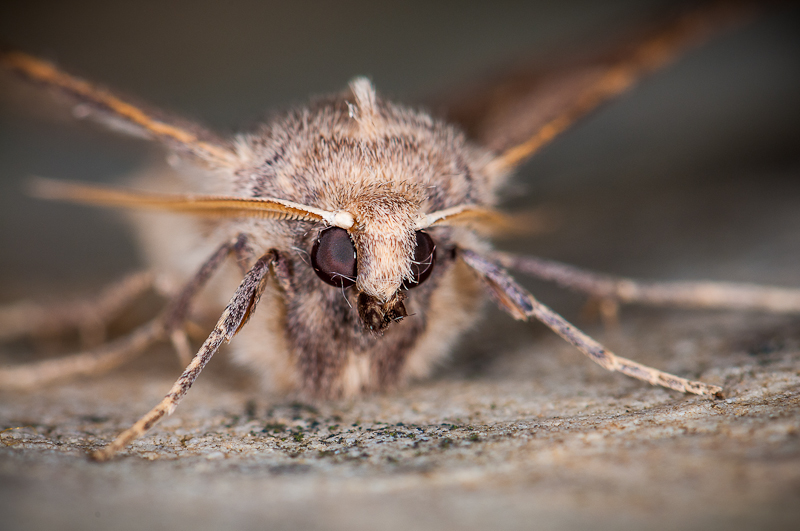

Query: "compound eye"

xmin=403 ymin=231 xmax=436 ymax=289
xmin=311 ymin=227 xmax=357 ymax=288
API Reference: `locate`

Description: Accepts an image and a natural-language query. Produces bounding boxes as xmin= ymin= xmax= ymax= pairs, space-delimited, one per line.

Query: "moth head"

xmin=310 ymin=183 xmax=436 ymax=332
xmin=304 ymin=182 xmax=518 ymax=331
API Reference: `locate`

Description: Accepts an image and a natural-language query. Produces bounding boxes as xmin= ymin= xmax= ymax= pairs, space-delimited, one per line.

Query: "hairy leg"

xmin=460 ymin=249 xmax=722 ymax=396
xmin=91 ymin=249 xmax=278 ymax=461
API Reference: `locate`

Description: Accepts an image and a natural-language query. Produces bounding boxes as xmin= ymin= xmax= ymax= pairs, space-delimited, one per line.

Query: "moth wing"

xmin=434 ymin=4 xmax=753 ymax=172
xmin=0 ymin=50 xmax=237 ymax=168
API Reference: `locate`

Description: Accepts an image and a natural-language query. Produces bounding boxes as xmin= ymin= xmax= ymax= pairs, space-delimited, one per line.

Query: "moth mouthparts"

xmin=357 ymin=292 xmax=408 ymax=333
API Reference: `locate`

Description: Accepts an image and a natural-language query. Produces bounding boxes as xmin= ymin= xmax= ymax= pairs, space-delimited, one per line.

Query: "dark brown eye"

xmin=311 ymin=227 xmax=357 ymax=288
xmin=403 ymin=231 xmax=435 ymax=289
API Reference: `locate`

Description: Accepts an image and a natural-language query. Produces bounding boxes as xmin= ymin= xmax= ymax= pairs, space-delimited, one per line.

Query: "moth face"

xmin=309 ymin=190 xmax=437 ymax=332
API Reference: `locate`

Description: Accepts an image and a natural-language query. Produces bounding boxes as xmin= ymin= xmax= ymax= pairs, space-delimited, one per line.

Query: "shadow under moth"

xmin=1 ymin=3 xmax=798 ymax=461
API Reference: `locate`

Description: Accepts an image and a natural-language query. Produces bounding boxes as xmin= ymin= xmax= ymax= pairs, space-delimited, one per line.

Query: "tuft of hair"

xmin=347 ymin=77 xmax=380 ymax=135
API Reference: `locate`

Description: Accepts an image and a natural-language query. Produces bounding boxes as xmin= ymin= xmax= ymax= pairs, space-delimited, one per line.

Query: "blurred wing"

xmin=0 ymin=50 xmax=238 ymax=168
xmin=436 ymin=3 xmax=754 ymax=173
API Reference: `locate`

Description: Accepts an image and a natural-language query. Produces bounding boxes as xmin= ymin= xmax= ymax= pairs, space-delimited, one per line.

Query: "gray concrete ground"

xmin=1 ymin=2 xmax=799 ymax=530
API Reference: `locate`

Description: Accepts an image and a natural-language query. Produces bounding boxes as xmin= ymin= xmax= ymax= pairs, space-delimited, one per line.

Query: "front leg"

xmin=460 ymin=249 xmax=722 ymax=397
xmin=91 ymin=249 xmax=279 ymax=461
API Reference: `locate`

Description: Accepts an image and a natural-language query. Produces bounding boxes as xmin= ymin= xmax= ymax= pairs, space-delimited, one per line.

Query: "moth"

xmin=1 ymin=4 xmax=797 ymax=461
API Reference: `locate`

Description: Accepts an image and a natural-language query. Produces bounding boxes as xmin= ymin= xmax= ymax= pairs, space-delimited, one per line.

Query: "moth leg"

xmin=581 ymin=297 xmax=622 ymax=332
xmin=0 ymin=320 xmax=162 ymax=391
xmin=0 ymin=270 xmax=155 ymax=346
xmin=91 ymin=249 xmax=278 ymax=462
xmin=169 ymin=329 xmax=193 ymax=367
xmin=492 ymin=251 xmax=800 ymax=315
xmin=0 ymin=236 xmax=246 ymax=391
xmin=460 ymin=249 xmax=722 ymax=396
